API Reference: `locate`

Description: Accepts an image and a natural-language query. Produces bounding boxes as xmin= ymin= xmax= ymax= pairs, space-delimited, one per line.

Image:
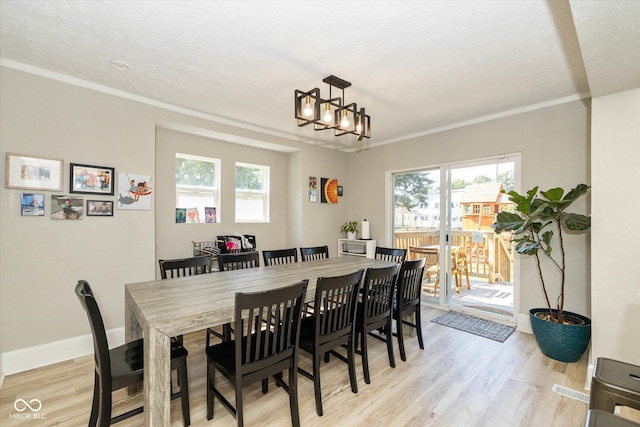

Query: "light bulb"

xmin=340 ymin=110 xmax=350 ymax=128
xmin=303 ymin=96 xmax=313 ymax=117
xmin=356 ymin=120 xmax=363 ymax=133
xmin=323 ymin=104 xmax=332 ymax=122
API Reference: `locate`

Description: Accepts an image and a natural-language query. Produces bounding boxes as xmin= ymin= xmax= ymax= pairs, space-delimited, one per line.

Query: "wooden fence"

xmin=394 ymin=230 xmax=513 ymax=283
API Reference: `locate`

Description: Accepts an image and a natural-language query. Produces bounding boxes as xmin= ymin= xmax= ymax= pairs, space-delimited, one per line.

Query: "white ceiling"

xmin=1 ymin=1 xmax=638 ymax=152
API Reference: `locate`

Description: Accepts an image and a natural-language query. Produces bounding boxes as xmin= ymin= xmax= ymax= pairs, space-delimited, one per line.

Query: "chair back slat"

xmin=397 ymin=258 xmax=427 ymax=310
xmin=362 ymin=264 xmax=399 ymax=320
xmin=313 ymin=270 xmax=364 ymax=345
xmin=262 ymin=248 xmax=298 ymax=266
xmin=234 ymin=280 xmax=308 ymax=373
xmin=299 ymin=246 xmax=329 ymax=261
xmin=375 ymin=246 xmax=407 ymax=263
xmin=218 ymin=251 xmax=260 ymax=271
xmin=159 ymin=255 xmax=212 ymax=279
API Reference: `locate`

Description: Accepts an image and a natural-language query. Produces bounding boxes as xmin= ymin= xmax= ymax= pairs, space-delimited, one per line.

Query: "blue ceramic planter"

xmin=529 ymin=308 xmax=591 ymax=363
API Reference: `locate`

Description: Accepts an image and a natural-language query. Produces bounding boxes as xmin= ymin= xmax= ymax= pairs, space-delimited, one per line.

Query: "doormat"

xmin=431 ymin=311 xmax=515 ymax=342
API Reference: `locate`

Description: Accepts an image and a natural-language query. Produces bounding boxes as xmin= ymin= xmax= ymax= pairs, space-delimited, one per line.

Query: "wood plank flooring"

xmin=2 ymin=305 xmax=639 ymax=426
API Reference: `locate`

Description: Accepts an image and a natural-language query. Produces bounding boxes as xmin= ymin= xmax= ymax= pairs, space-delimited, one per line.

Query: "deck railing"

xmin=394 ymin=229 xmax=512 ymax=283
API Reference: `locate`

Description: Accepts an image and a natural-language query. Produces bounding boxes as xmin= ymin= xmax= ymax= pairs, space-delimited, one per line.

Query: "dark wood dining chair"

xmin=159 ymin=255 xmax=213 ymax=345
xmin=208 ymin=251 xmax=261 ymax=347
xmin=356 ymin=264 xmax=400 ymax=384
xmin=206 ymin=279 xmax=308 ymax=427
xmin=297 ymin=269 xmax=364 ymax=416
xmin=217 ymin=251 xmax=260 ymax=271
xmin=262 ymin=248 xmax=298 ymax=266
xmin=374 ymin=246 xmax=407 ymax=264
xmin=394 ymin=257 xmax=427 ymax=361
xmin=75 ymin=280 xmax=190 ymax=426
xmin=159 ymin=255 xmax=212 ymax=279
xmin=299 ymin=245 xmax=329 ymax=261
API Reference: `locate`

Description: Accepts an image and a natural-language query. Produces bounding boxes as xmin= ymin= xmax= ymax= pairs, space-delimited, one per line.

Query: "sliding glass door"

xmin=392 ymin=155 xmax=518 ymax=318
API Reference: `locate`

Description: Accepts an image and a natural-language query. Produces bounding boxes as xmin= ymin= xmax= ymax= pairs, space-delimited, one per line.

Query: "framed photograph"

xmin=70 ymin=163 xmax=115 ymax=195
xmin=6 ymin=153 xmax=63 ymax=191
xmin=309 ymin=189 xmax=317 ymax=203
xmin=337 ymin=185 xmax=343 ymax=196
xmin=309 ymin=176 xmax=317 ymax=189
xmin=21 ymin=193 xmax=45 ymax=216
xmin=87 ymin=200 xmax=114 ymax=216
xmin=51 ymin=195 xmax=84 ymax=220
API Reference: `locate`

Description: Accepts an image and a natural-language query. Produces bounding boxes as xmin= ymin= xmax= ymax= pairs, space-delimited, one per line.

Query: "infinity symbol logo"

xmin=14 ymin=398 xmax=42 ymax=412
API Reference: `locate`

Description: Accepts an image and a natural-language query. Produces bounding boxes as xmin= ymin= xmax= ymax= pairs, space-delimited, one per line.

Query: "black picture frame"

xmin=69 ymin=163 xmax=115 ymax=195
xmin=87 ymin=200 xmax=114 ymax=216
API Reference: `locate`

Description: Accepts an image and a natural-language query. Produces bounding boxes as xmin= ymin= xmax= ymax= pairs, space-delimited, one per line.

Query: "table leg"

xmin=125 ymin=290 xmax=143 ymax=394
xmin=144 ymin=326 xmax=171 ymax=426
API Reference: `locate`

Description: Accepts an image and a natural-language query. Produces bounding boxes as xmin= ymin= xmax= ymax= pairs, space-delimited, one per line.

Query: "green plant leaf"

xmin=560 ymin=213 xmax=591 ymax=231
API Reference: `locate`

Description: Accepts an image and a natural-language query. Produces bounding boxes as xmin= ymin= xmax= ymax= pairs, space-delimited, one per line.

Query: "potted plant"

xmin=340 ymin=220 xmax=358 ymax=240
xmin=491 ymin=184 xmax=591 ymax=362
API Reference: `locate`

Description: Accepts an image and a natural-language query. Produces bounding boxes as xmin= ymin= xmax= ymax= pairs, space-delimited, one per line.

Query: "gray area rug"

xmin=431 ymin=311 xmax=515 ymax=342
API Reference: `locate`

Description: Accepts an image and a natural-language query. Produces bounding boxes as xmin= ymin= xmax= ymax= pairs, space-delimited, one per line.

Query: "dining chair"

xmin=208 ymin=251 xmax=261 ymax=347
xmin=374 ymin=246 xmax=407 ymax=263
xmin=299 ymin=245 xmax=329 ymax=261
xmin=356 ymin=264 xmax=400 ymax=384
xmin=159 ymin=255 xmax=212 ymax=279
xmin=217 ymin=251 xmax=260 ymax=271
xmin=394 ymin=257 xmax=427 ymax=362
xmin=297 ymin=269 xmax=365 ymax=416
xmin=75 ymin=280 xmax=190 ymax=426
xmin=452 ymin=245 xmax=471 ymax=293
xmin=159 ymin=255 xmax=213 ymax=345
xmin=206 ymin=279 xmax=308 ymax=427
xmin=262 ymin=248 xmax=298 ymax=266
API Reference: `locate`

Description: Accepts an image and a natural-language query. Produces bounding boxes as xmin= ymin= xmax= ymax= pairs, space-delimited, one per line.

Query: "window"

xmin=473 ymin=204 xmax=480 ymax=214
xmin=235 ymin=162 xmax=269 ymax=223
xmin=175 ymin=153 xmax=220 ymax=223
xmin=483 ymin=205 xmax=491 ymax=214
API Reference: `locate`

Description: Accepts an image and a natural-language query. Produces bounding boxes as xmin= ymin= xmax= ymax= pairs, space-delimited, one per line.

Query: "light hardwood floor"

xmin=2 ymin=306 xmax=639 ymax=426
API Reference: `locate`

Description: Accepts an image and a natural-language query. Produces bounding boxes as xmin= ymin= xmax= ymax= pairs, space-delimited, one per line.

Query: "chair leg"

xmin=396 ymin=316 xmax=407 ymax=362
xmin=288 ymin=363 xmax=301 ymax=427
xmin=236 ymin=378 xmax=244 ymax=427
xmin=262 ymin=378 xmax=269 ymax=394
xmin=99 ymin=375 xmax=112 ymax=426
xmin=347 ymin=335 xmax=358 ymax=393
xmin=361 ymin=329 xmax=370 ymax=384
xmin=206 ymin=360 xmax=215 ymax=420
xmin=312 ymin=353 xmax=323 ymax=416
xmin=89 ymin=372 xmax=99 ymax=427
xmin=386 ymin=317 xmax=396 ymax=368
xmin=415 ymin=307 xmax=424 ymax=350
xmin=178 ymin=358 xmax=191 ymax=427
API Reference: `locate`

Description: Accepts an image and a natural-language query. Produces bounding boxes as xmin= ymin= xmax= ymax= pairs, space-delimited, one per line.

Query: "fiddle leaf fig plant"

xmin=340 ymin=220 xmax=358 ymax=234
xmin=491 ymin=184 xmax=591 ymax=324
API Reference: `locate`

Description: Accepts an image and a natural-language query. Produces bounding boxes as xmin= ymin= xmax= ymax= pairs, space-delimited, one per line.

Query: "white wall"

xmin=591 ymin=88 xmax=640 ymax=365
xmin=347 ymin=100 xmax=592 ymax=325
xmin=0 ymin=67 xmax=349 ymax=375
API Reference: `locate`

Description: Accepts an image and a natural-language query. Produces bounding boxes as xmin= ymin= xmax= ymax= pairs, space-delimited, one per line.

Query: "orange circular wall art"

xmin=321 ymin=178 xmax=339 ymax=204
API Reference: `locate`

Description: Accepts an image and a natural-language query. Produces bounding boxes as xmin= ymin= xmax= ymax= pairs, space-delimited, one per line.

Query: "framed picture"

xmin=117 ymin=172 xmax=152 ymax=210
xmin=175 ymin=208 xmax=186 ymax=223
xmin=309 ymin=176 xmax=317 ymax=189
xmin=320 ymin=177 xmax=339 ymax=204
xmin=337 ymin=185 xmax=343 ymax=196
xmin=309 ymin=189 xmax=317 ymax=203
xmin=205 ymin=207 xmax=217 ymax=223
xmin=70 ymin=163 xmax=115 ymax=195
xmin=87 ymin=200 xmax=114 ymax=216
xmin=6 ymin=153 xmax=63 ymax=191
xmin=21 ymin=193 xmax=45 ymax=216
xmin=51 ymin=195 xmax=84 ymax=220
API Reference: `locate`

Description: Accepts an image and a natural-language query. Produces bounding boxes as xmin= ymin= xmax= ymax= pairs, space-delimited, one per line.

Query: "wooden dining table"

xmin=125 ymin=255 xmax=396 ymax=426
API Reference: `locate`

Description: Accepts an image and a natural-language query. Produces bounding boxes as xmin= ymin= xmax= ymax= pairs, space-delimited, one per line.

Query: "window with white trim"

xmin=175 ymin=153 xmax=220 ymax=223
xmin=235 ymin=162 xmax=269 ymax=223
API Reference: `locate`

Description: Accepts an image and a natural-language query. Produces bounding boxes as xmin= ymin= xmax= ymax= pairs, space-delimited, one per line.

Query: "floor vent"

xmin=552 ymin=384 xmax=590 ymax=403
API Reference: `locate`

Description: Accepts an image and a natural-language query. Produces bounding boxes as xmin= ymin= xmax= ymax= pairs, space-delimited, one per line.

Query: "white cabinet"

xmin=337 ymin=239 xmax=376 ymax=259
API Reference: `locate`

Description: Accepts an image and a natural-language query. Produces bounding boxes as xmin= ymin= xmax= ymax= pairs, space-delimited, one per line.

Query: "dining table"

xmin=125 ymin=255 xmax=397 ymax=426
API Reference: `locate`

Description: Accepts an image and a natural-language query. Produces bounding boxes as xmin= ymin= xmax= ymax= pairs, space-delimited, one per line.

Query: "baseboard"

xmin=0 ymin=327 xmax=124 ymax=379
